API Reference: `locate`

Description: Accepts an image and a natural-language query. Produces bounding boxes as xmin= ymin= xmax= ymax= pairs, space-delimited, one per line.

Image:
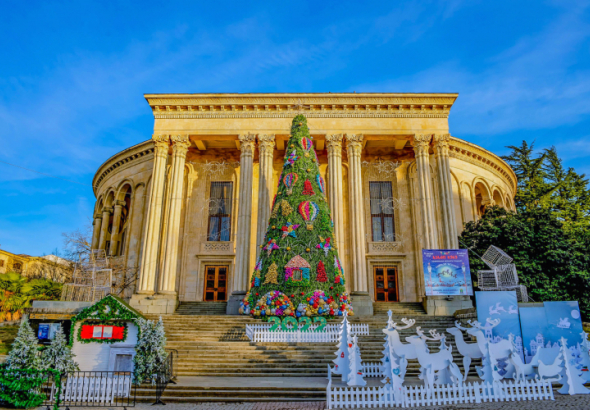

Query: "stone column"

xmin=255 ymin=134 xmax=275 ymax=258
xmin=97 ymin=207 xmax=112 ymax=251
xmin=159 ymin=135 xmax=190 ymax=296
xmin=433 ymin=134 xmax=458 ymax=249
xmin=109 ymin=200 xmax=125 ymax=256
xmin=412 ymin=134 xmax=438 ymax=249
xmin=346 ymin=134 xmax=372 ymax=316
xmin=136 ymin=134 xmax=169 ymax=294
xmin=91 ymin=214 xmax=102 ymax=250
xmin=326 ymin=134 xmax=345 ymax=255
xmin=227 ymin=133 xmax=256 ymax=315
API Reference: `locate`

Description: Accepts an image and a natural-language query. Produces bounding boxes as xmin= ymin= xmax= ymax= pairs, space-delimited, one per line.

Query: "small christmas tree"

xmin=332 ymin=312 xmax=351 ymax=381
xmin=558 ymin=337 xmax=590 ymax=395
xmin=579 ymin=332 xmax=590 ymax=382
xmin=347 ymin=335 xmax=366 ymax=387
xmin=134 ymin=317 xmax=168 ymax=385
xmin=381 ymin=311 xmax=404 ymax=389
xmin=41 ymin=326 xmax=79 ymax=373
xmin=7 ymin=317 xmax=41 ymax=370
xmin=316 ymin=261 xmax=327 ymax=282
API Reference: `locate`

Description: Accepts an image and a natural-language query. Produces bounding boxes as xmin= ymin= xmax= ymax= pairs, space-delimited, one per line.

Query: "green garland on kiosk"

xmin=0 ymin=366 xmax=62 ymax=410
xmin=75 ymin=321 xmax=128 ymax=344
xmin=68 ymin=294 xmax=144 ymax=346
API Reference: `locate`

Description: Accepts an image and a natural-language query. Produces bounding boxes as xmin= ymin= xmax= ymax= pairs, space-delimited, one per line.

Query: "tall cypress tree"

xmin=239 ymin=115 xmax=352 ymax=318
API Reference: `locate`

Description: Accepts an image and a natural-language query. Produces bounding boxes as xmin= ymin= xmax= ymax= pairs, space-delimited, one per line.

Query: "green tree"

xmin=6 ymin=317 xmax=41 ymax=370
xmin=41 ymin=326 xmax=79 ymax=373
xmin=241 ymin=115 xmax=351 ymax=318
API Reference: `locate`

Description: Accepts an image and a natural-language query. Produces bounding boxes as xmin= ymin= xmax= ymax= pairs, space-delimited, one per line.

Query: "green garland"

xmin=0 ymin=366 xmax=62 ymax=410
xmin=76 ymin=321 xmax=128 ymax=344
xmin=69 ymin=294 xmax=143 ymax=345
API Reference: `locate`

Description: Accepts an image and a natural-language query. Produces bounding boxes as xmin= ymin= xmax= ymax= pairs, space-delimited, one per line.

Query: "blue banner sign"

xmin=422 ymin=249 xmax=473 ymax=296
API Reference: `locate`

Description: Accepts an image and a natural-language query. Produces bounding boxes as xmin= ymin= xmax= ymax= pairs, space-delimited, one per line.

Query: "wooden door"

xmin=374 ymin=266 xmax=399 ymax=302
xmin=204 ymin=266 xmax=228 ymax=302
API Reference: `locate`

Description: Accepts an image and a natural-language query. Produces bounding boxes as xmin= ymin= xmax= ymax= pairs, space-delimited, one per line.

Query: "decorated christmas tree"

xmin=347 ymin=334 xmax=366 ymax=387
xmin=7 ymin=317 xmax=41 ymax=370
xmin=240 ymin=115 xmax=352 ymax=318
xmin=41 ymin=326 xmax=79 ymax=373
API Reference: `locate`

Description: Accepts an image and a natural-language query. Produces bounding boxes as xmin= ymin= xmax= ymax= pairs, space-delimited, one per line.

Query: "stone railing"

xmin=200 ymin=241 xmax=235 ymax=255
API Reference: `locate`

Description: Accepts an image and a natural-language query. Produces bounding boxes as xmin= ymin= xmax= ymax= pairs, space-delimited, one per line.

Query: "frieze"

xmin=151 ymin=111 xmax=451 ymax=120
xmin=200 ymin=241 xmax=234 ymax=254
xmin=368 ymin=241 xmax=404 ymax=254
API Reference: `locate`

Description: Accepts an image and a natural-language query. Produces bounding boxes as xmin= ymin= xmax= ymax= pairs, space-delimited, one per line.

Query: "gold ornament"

xmin=306 ymin=168 xmax=311 ymax=172
xmin=304 ymin=152 xmax=310 ymax=157
xmin=263 ymin=262 xmax=279 ymax=285
xmin=312 ymin=158 xmax=316 ymax=163
xmin=290 ymin=144 xmax=295 ymax=148
xmin=272 ymin=225 xmax=276 ymax=229
xmin=306 ymin=248 xmax=310 ymax=252
xmin=286 ymin=246 xmax=291 ymax=251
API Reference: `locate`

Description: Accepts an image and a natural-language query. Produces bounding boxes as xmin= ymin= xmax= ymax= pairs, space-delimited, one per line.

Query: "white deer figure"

xmin=508 ymin=305 xmax=518 ymax=315
xmin=446 ymin=321 xmax=483 ymax=381
xmin=489 ymin=302 xmax=507 ymax=316
xmin=382 ymin=316 xmax=418 ymax=381
xmin=467 ymin=319 xmax=516 ymax=380
xmin=406 ymin=327 xmax=462 ymax=389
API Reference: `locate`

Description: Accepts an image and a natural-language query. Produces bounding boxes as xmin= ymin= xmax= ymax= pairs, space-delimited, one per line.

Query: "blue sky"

xmin=1 ymin=0 xmax=590 ymax=256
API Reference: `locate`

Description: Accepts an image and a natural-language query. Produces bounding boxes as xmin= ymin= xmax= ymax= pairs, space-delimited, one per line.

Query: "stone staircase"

xmin=141 ymin=302 xmax=477 ymax=402
xmin=175 ymin=301 xmax=227 ymax=315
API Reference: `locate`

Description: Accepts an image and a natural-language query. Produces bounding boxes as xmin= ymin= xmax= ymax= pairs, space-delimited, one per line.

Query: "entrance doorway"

xmin=374 ymin=266 xmax=399 ymax=302
xmin=203 ymin=266 xmax=227 ymax=302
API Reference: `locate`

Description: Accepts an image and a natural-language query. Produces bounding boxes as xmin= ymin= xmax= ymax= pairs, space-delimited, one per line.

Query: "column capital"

xmin=94 ymin=213 xmax=103 ymax=220
xmin=326 ymin=133 xmax=344 ymax=144
xmin=412 ymin=134 xmax=432 ymax=155
xmin=433 ymin=133 xmax=451 ymax=153
xmin=102 ymin=206 xmax=113 ymax=214
xmin=171 ymin=134 xmax=190 ymax=157
xmin=171 ymin=134 xmax=190 ymax=145
xmin=258 ymin=134 xmax=275 ymax=154
xmin=345 ymin=134 xmax=364 ymax=153
xmin=114 ymin=200 xmax=126 ymax=208
xmin=239 ymin=133 xmax=257 ymax=155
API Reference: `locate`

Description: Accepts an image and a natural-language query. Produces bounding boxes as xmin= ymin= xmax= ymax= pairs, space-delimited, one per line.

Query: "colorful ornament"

xmin=316 ymin=261 xmax=328 ymax=282
xmin=316 ymin=175 xmax=325 ymax=194
xmin=272 ymin=200 xmax=293 ymax=218
xmin=251 ymin=259 xmax=263 ymax=287
xmin=334 ymin=256 xmax=345 ymax=285
xmin=302 ymin=179 xmax=315 ymax=195
xmin=298 ymin=201 xmax=320 ymax=230
xmin=263 ymin=262 xmax=279 ymax=285
xmin=281 ymin=222 xmax=300 ymax=239
xmin=287 ymin=149 xmax=298 ymax=166
xmin=301 ymin=137 xmax=313 ymax=151
xmin=249 ymin=291 xmax=294 ymax=317
xmin=316 ymin=236 xmax=332 ymax=256
xmin=283 ymin=173 xmax=298 ymax=195
xmin=285 ymin=255 xmax=311 ymax=284
xmin=262 ymin=239 xmax=280 ymax=256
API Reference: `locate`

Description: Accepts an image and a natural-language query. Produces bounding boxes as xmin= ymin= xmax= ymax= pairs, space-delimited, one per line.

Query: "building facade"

xmin=89 ymin=93 xmax=516 ymax=315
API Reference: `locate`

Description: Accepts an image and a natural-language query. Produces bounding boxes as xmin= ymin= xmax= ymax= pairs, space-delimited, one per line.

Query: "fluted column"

xmin=159 ymin=135 xmax=190 ymax=294
xmin=255 ymin=134 xmax=275 ymax=258
xmin=98 ymin=207 xmax=112 ymax=251
xmin=91 ymin=214 xmax=102 ymax=250
xmin=109 ymin=200 xmax=125 ymax=256
xmin=326 ymin=134 xmax=345 ymax=254
xmin=412 ymin=134 xmax=438 ymax=249
xmin=231 ymin=133 xmax=256 ymax=303
xmin=137 ymin=134 xmax=170 ymax=294
xmin=346 ymin=134 xmax=368 ymax=293
xmin=433 ymin=134 xmax=458 ymax=249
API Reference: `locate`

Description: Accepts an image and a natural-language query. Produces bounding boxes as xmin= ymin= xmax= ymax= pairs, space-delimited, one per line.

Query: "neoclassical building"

xmin=90 ymin=93 xmax=516 ymax=316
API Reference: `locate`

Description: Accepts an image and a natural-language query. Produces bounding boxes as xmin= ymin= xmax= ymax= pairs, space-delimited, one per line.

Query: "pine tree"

xmin=244 ymin=115 xmax=351 ymax=318
xmin=347 ymin=335 xmax=366 ymax=387
xmin=7 ymin=317 xmax=41 ymax=370
xmin=333 ymin=313 xmax=351 ymax=381
xmin=558 ymin=337 xmax=590 ymax=395
xmin=41 ymin=326 xmax=79 ymax=373
xmin=133 ymin=317 xmax=168 ymax=385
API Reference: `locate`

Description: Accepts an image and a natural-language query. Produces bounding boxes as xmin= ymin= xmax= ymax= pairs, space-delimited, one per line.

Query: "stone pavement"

xmin=38 ymin=393 xmax=590 ymax=410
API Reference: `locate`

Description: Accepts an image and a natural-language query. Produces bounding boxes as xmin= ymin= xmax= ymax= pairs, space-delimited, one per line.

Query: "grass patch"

xmin=0 ymin=326 xmax=19 ymax=355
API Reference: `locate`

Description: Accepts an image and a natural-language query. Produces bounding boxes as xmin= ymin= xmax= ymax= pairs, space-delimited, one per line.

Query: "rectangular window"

xmin=114 ymin=354 xmax=133 ymax=372
xmin=0 ymin=260 xmax=4 ymax=267
xmin=369 ymin=182 xmax=395 ymax=242
xmin=207 ymin=182 xmax=233 ymax=241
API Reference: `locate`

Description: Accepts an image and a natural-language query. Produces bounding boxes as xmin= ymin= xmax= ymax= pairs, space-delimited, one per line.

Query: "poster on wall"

xmin=476 ymin=291 xmax=524 ymax=359
xmin=422 ymin=249 xmax=473 ymax=296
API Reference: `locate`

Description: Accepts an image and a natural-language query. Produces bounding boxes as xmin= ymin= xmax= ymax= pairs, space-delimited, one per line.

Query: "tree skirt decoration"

xmin=263 ymin=262 xmax=280 ymax=285
xmin=283 ymin=172 xmax=298 ymax=195
xmin=316 ymin=174 xmax=326 ymax=194
xmin=243 ymin=115 xmax=351 ymax=318
xmin=298 ymin=290 xmax=336 ymax=317
xmin=316 ymin=236 xmax=332 ymax=256
xmin=316 ymin=261 xmax=328 ymax=282
xmin=239 ymin=293 xmax=252 ymax=315
xmin=298 ymin=200 xmax=319 ymax=230
xmin=281 ymin=222 xmax=300 ymax=238
xmin=337 ymin=293 xmax=353 ymax=316
xmin=251 ymin=291 xmax=295 ymax=317
xmin=285 ymin=255 xmax=311 ymax=285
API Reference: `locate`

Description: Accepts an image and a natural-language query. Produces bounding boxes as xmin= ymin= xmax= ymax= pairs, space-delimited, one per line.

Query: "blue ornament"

xmin=261 ymin=310 xmax=266 ymax=316
xmin=393 ymin=368 xmax=400 ymax=375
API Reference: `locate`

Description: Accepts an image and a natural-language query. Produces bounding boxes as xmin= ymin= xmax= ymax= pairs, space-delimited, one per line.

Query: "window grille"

xmin=207 ymin=182 xmax=233 ymax=241
xmin=369 ymin=181 xmax=395 ymax=242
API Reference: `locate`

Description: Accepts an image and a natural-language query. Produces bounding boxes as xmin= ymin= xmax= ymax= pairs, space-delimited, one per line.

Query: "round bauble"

xmin=287 ymin=246 xmax=291 ymax=251
xmin=306 ymin=248 xmax=310 ymax=252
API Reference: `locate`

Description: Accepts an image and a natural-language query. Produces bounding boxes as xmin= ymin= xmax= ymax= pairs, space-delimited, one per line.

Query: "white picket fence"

xmin=361 ymin=362 xmax=382 ymax=378
xmin=246 ymin=323 xmax=369 ymax=343
xmin=51 ymin=373 xmax=133 ymax=405
xmin=327 ymin=379 xmax=554 ymax=409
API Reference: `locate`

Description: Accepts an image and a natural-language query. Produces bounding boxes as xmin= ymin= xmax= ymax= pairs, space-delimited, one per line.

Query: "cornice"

xmin=448 ymin=137 xmax=517 ymax=193
xmin=93 ymin=140 xmax=154 ymax=196
xmin=144 ymin=93 xmax=458 ymax=120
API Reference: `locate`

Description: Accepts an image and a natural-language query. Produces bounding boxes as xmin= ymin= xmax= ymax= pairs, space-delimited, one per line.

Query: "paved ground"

xmin=33 ymin=394 xmax=590 ymax=410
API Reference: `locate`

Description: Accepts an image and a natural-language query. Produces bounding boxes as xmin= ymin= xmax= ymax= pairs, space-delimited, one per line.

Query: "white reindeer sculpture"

xmin=382 ymin=317 xmax=419 ymax=382
xmin=406 ymin=327 xmax=463 ymax=389
xmin=466 ymin=318 xmax=516 ymax=380
xmin=446 ymin=321 xmax=484 ymax=381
